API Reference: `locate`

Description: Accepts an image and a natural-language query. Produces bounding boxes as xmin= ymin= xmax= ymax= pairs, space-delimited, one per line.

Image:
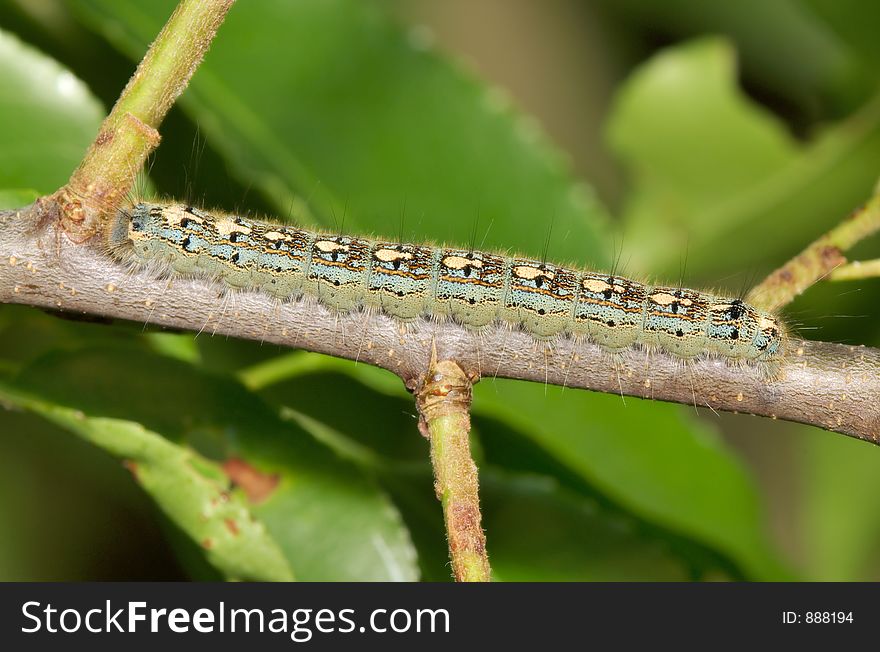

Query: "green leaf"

xmin=796 ymin=0 xmax=880 ymax=83
xmin=144 ymin=332 xmax=202 ymax=364
xmin=482 ymin=471 xmax=696 ymax=581
xmin=609 ymin=38 xmax=797 ymax=208
xmin=5 ymin=347 xmax=419 ymax=581
xmin=797 ymin=425 xmax=880 ymax=580
xmin=607 ymin=37 xmax=880 ymax=279
xmin=601 ymin=0 xmax=871 ymax=113
xmin=0 ymin=28 xmax=103 ymax=193
xmin=0 ymin=404 xmax=194 ymax=580
xmin=0 ymin=383 xmax=293 ymax=581
xmin=247 ymin=361 xmax=428 ymax=466
xmin=383 ymin=465 xmax=706 ymax=581
xmin=70 ymin=0 xmax=611 ymax=265
xmin=473 ymin=380 xmax=788 ymax=579
xmin=0 ymin=189 xmax=39 ymax=209
xmin=0 ymin=304 xmax=155 ymax=370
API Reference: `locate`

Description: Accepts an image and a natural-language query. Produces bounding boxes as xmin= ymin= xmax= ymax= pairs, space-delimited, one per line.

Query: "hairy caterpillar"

xmin=108 ymin=202 xmax=786 ymax=366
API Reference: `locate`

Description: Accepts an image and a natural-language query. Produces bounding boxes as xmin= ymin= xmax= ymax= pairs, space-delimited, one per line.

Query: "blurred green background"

xmin=0 ymin=0 xmax=879 ymax=581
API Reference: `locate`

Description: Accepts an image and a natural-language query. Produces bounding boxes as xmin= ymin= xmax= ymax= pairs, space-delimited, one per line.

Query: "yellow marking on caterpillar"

xmin=582 ymin=278 xmax=611 ymax=293
xmin=650 ymin=292 xmax=693 ymax=307
xmin=315 ymin=240 xmax=350 ymax=253
xmin=375 ymin=248 xmax=414 ymax=263
xmin=163 ymin=205 xmax=203 ymax=226
xmin=513 ymin=265 xmax=554 ymax=281
xmin=443 ymin=255 xmax=483 ymax=270
xmin=215 ymin=218 xmax=252 ymax=236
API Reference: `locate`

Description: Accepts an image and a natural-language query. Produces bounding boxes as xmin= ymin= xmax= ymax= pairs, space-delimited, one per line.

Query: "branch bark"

xmin=2 ymin=206 xmax=878 ymax=445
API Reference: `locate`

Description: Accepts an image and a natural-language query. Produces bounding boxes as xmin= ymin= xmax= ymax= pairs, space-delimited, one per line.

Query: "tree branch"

xmin=746 ymin=191 xmax=880 ymax=311
xmin=830 ymin=258 xmax=880 ymax=281
xmin=54 ymin=0 xmax=234 ymax=241
xmin=2 ymin=206 xmax=878 ymax=445
xmin=416 ymin=352 xmax=490 ymax=582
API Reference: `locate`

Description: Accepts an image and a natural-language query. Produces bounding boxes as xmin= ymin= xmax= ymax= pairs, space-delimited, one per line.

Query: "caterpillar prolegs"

xmin=108 ymin=202 xmax=786 ymax=366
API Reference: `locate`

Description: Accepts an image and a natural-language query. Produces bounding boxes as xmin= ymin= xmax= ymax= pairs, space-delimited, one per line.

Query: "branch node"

xmin=748 ymin=191 xmax=880 ymax=310
xmin=48 ymin=0 xmax=234 ymax=241
xmin=59 ymin=114 xmax=160 ymax=242
xmin=415 ymin=355 xmax=490 ymax=582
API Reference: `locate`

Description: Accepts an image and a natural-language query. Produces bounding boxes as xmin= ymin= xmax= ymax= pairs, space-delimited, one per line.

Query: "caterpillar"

xmin=108 ymin=202 xmax=786 ymax=366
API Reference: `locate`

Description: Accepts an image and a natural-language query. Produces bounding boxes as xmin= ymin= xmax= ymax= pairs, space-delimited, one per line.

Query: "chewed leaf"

xmin=0 ymin=383 xmax=294 ymax=581
xmin=6 ymin=347 xmax=420 ymax=581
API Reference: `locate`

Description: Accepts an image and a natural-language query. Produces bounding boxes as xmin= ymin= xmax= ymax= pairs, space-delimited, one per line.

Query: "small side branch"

xmin=54 ymin=0 xmax=235 ymax=241
xmin=830 ymin=258 xmax=880 ymax=281
xmin=416 ymin=352 xmax=490 ymax=582
xmin=747 ymin=192 xmax=880 ymax=311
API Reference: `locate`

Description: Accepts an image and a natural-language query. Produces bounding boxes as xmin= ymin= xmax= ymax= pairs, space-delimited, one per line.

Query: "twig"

xmin=416 ymin=349 xmax=490 ymax=582
xmin=53 ymin=0 xmax=234 ymax=241
xmin=1 ymin=209 xmax=877 ymax=445
xmin=830 ymin=258 xmax=880 ymax=281
xmin=746 ymin=192 xmax=880 ymax=311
